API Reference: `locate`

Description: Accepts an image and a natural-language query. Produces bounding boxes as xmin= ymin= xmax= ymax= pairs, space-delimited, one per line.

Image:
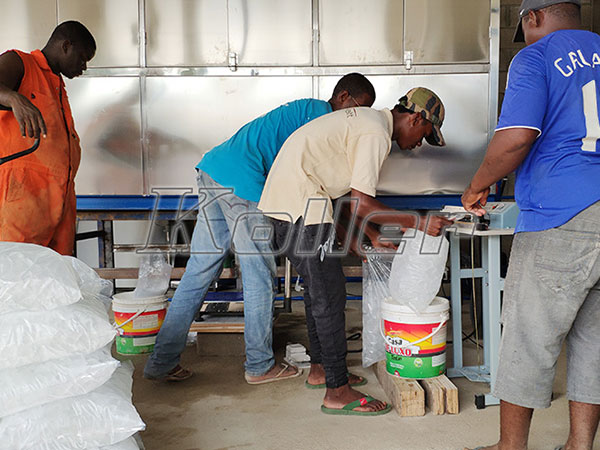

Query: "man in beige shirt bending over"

xmin=258 ymin=87 xmax=453 ymax=416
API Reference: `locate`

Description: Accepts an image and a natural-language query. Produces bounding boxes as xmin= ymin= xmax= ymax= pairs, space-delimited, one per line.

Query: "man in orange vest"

xmin=0 ymin=21 xmax=96 ymax=255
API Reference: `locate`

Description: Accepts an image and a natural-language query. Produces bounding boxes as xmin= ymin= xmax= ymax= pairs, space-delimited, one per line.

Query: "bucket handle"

xmin=114 ymin=305 xmax=149 ymax=335
xmin=380 ymin=311 xmax=449 ymax=349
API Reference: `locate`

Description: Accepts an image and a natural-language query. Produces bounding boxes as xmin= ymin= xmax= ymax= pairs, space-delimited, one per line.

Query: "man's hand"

xmin=9 ymin=92 xmax=46 ymax=138
xmin=0 ymin=51 xmax=47 ymax=139
xmin=418 ymin=215 xmax=454 ymax=237
xmin=461 ymin=184 xmax=490 ymax=217
xmin=460 ymin=128 xmax=537 ymax=216
xmin=365 ymin=228 xmax=397 ymax=251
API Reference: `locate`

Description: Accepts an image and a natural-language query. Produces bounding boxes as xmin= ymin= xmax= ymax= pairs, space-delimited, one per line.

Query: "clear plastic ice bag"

xmin=388 ymin=229 xmax=449 ymax=313
xmin=133 ymin=253 xmax=172 ymax=298
xmin=0 ymin=243 xmax=82 ymax=314
xmin=99 ymin=436 xmax=142 ymax=450
xmin=0 ymin=346 xmax=119 ymax=418
xmin=361 ymin=252 xmax=392 ymax=368
xmin=0 ymin=295 xmax=117 ymax=370
xmin=0 ymin=364 xmax=145 ymax=450
xmin=65 ymin=256 xmax=114 ymax=297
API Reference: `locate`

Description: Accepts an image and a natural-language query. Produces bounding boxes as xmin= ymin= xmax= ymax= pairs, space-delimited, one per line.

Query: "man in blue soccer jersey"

xmin=144 ymin=73 xmax=375 ymax=384
xmin=462 ymin=1 xmax=600 ymax=449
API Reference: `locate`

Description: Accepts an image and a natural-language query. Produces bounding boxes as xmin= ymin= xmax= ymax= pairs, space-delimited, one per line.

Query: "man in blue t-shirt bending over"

xmin=145 ymin=73 xmax=376 ymax=385
xmin=462 ymin=1 xmax=600 ymax=449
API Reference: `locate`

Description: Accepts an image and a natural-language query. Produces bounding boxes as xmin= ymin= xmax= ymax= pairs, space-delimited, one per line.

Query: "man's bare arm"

xmin=350 ymin=188 xmax=453 ymax=237
xmin=462 ymin=128 xmax=538 ymax=216
xmin=0 ymin=51 xmax=47 ymax=138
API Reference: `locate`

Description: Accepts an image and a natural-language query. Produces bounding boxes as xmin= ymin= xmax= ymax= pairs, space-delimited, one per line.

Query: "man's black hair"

xmin=332 ymin=73 xmax=376 ymax=102
xmin=393 ymin=103 xmax=413 ymax=115
xmin=544 ymin=3 xmax=581 ymax=21
xmin=49 ymin=21 xmax=96 ymax=52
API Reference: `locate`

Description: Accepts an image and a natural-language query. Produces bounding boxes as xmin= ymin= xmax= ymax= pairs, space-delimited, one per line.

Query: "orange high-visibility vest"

xmin=0 ymin=49 xmax=81 ymax=255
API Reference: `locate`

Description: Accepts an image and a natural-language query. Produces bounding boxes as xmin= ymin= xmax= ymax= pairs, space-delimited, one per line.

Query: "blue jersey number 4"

xmin=582 ymin=80 xmax=600 ymax=152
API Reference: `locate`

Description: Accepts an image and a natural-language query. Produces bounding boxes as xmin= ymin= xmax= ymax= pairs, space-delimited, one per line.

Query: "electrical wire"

xmin=346 ymin=332 xmax=362 ymax=353
xmin=471 ymin=235 xmax=483 ymax=370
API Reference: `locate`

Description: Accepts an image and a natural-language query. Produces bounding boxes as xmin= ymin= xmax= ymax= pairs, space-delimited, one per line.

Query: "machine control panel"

xmin=441 ymin=202 xmax=519 ymax=230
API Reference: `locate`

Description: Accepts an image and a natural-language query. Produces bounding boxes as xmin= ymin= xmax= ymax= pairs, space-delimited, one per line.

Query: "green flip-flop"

xmin=305 ymin=373 xmax=367 ymax=389
xmin=321 ymin=395 xmax=392 ymax=416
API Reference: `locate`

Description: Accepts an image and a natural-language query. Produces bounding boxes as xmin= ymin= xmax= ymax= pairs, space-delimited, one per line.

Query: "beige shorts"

xmin=493 ymin=201 xmax=600 ymax=409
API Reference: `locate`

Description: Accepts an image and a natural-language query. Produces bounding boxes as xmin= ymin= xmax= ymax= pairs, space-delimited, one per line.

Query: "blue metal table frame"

xmin=446 ymin=226 xmax=513 ymax=408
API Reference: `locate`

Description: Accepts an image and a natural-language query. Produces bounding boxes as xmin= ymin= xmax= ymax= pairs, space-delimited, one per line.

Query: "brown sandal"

xmin=151 ymin=364 xmax=193 ymax=382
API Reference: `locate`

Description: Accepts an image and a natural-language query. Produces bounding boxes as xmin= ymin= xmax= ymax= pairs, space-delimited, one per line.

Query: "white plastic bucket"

xmin=112 ymin=292 xmax=168 ymax=355
xmin=381 ymin=296 xmax=449 ymax=379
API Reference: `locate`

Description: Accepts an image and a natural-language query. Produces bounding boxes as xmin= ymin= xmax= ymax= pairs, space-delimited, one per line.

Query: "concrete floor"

xmin=123 ymin=300 xmax=599 ymax=450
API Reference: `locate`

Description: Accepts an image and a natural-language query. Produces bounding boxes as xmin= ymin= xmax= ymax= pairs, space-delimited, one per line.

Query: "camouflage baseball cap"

xmin=398 ymin=87 xmax=446 ymax=146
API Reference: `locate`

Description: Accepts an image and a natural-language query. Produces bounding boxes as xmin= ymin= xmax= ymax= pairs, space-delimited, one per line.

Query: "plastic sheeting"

xmin=362 ymin=252 xmax=391 ymax=367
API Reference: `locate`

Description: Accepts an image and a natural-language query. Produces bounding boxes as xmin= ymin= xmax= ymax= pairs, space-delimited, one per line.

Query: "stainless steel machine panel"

xmin=320 ymin=73 xmax=489 ymax=195
xmin=145 ymin=76 xmax=313 ymax=190
xmin=319 ymin=0 xmax=404 ymax=66
xmin=0 ymin=0 xmax=56 ymax=52
xmin=146 ymin=0 xmax=228 ymax=66
xmin=66 ymin=77 xmax=143 ymax=194
xmin=405 ymin=0 xmax=490 ymax=63
xmin=228 ymin=0 xmax=312 ymax=66
xmin=58 ymin=0 xmax=139 ymax=67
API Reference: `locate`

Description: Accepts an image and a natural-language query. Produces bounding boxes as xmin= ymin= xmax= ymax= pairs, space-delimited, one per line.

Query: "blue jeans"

xmin=144 ymin=170 xmax=277 ymax=378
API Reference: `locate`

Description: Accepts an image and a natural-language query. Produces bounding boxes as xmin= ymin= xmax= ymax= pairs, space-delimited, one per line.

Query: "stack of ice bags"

xmin=0 ymin=243 xmax=146 ymax=450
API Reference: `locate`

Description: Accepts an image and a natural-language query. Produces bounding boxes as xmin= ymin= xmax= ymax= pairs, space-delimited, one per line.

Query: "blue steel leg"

xmin=481 ymin=237 xmax=491 ymax=369
xmin=448 ymin=231 xmax=464 ymax=377
xmin=484 ymin=235 xmax=502 ymax=406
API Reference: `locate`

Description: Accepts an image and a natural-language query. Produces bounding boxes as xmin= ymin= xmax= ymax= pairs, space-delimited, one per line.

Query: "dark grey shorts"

xmin=493 ymin=201 xmax=600 ymax=409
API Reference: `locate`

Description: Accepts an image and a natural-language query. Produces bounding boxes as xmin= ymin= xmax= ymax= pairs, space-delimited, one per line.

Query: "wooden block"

xmin=189 ymin=321 xmax=245 ymax=333
xmin=438 ymin=375 xmax=459 ymax=414
xmin=420 ymin=377 xmax=446 ymax=415
xmin=94 ymin=267 xmax=236 ymax=280
xmin=374 ymin=361 xmax=425 ymax=417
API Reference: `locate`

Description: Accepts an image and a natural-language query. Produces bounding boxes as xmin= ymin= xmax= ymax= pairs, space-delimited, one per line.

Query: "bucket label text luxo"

xmin=385 ymin=337 xmax=419 ymax=356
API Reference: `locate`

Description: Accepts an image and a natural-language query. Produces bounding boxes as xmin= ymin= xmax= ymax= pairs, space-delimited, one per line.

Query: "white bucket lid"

xmin=382 ymin=296 xmax=449 ymax=314
xmin=112 ymin=291 xmax=167 ymax=305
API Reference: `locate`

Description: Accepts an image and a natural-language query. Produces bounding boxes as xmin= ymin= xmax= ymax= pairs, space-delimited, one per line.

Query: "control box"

xmin=441 ymin=202 xmax=519 ymax=230
xmin=484 ymin=202 xmax=519 ymax=229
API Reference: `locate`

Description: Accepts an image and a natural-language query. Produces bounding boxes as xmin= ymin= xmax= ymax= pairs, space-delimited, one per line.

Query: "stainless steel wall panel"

xmin=58 ymin=0 xmax=139 ymax=67
xmin=145 ymin=76 xmax=313 ymax=190
xmin=0 ymin=0 xmax=56 ymax=52
xmin=320 ymin=74 xmax=489 ymax=195
xmin=65 ymin=77 xmax=143 ymax=194
xmin=11 ymin=0 xmax=497 ymax=200
xmin=146 ymin=0 xmax=228 ymax=66
xmin=319 ymin=0 xmax=404 ymax=66
xmin=405 ymin=0 xmax=490 ymax=64
xmin=228 ymin=0 xmax=312 ymax=66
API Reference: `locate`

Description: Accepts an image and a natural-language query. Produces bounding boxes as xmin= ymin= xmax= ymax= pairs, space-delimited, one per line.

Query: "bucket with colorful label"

xmin=112 ymin=291 xmax=168 ymax=355
xmin=381 ymin=296 xmax=449 ymax=379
